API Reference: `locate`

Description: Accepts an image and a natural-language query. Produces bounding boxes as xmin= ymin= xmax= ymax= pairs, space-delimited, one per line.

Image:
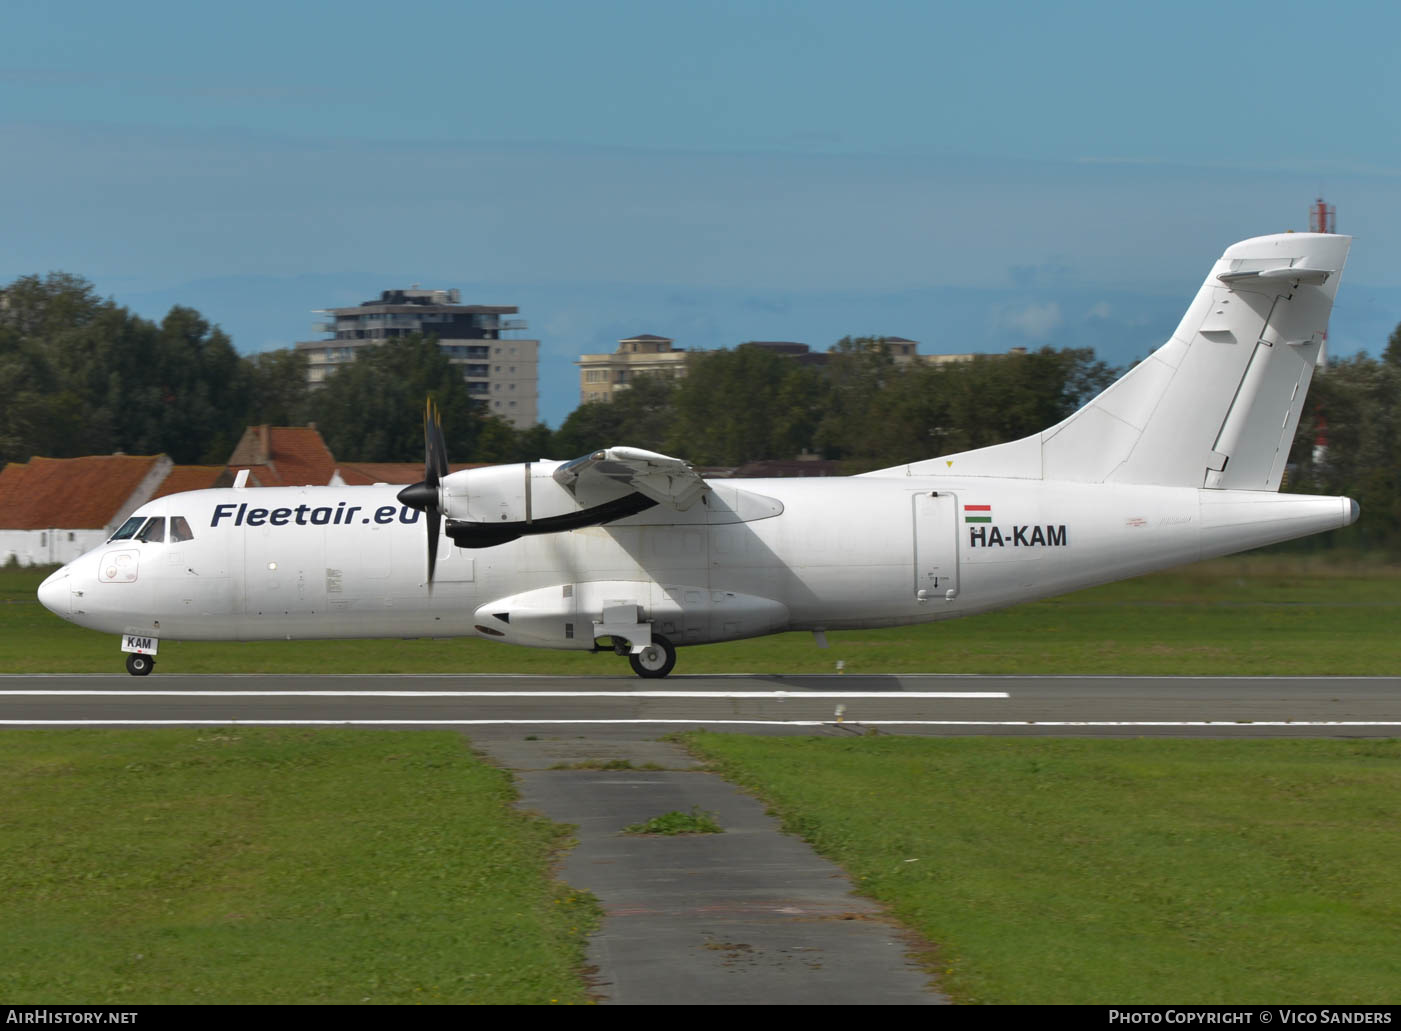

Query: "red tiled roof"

xmin=335 ymin=462 xmax=488 ymax=486
xmin=0 ymin=455 xmax=164 ymax=530
xmin=226 ymin=426 xmax=338 ymax=487
xmin=149 ymin=466 xmax=225 ymax=500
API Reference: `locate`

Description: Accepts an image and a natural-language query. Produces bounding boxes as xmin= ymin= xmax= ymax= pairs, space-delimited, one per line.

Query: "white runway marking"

xmin=0 ymin=690 xmax=1009 ymax=699
xmin=4 ymin=719 xmax=1400 ymax=728
xmin=4 ymin=674 xmax=1398 ymax=681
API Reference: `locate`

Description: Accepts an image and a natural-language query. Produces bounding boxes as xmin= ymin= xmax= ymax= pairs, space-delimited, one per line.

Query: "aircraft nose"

xmin=37 ymin=568 xmax=71 ymax=616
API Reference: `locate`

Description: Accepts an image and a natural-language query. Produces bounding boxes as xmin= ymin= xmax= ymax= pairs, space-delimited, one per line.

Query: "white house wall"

xmin=1 ymin=528 xmax=109 ymax=567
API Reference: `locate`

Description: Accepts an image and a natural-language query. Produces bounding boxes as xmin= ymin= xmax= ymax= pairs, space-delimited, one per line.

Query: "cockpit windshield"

xmin=110 ymin=514 xmax=193 ymax=544
xmin=109 ymin=516 xmax=145 ymax=541
xmin=135 ymin=517 xmax=166 ymax=543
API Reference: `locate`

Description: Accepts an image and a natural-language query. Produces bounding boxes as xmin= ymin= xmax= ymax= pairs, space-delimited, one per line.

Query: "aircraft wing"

xmin=553 ymin=447 xmax=710 ymax=511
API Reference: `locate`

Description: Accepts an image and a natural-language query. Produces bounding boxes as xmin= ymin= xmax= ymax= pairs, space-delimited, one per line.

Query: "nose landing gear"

xmin=125 ymin=653 xmax=155 ymax=676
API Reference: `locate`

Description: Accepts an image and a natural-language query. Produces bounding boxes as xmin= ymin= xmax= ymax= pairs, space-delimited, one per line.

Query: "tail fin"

xmin=878 ymin=232 xmax=1350 ymax=490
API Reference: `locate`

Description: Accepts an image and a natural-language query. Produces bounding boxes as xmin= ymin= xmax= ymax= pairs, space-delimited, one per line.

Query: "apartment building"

xmin=295 ymin=287 xmax=540 ymax=429
xmin=576 ymin=334 xmax=691 ymax=404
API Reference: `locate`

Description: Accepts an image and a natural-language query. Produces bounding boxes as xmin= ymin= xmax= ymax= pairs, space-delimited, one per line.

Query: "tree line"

xmin=0 ymin=272 xmax=527 ymax=467
xmin=552 ymin=337 xmax=1119 ymax=470
xmin=1284 ymin=329 xmax=1401 ymax=552
xmin=4 ymin=271 xmax=1399 ymax=551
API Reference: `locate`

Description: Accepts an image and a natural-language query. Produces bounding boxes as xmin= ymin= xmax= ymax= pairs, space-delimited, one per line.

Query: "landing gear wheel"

xmin=125 ymin=653 xmax=155 ymax=677
xmin=628 ymin=634 xmax=676 ymax=679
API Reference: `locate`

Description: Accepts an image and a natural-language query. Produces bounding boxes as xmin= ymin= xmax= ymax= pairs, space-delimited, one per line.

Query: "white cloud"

xmin=999 ymin=302 xmax=1063 ymax=340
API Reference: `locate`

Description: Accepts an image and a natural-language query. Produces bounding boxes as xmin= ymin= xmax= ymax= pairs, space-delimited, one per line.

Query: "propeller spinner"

xmin=395 ymin=399 xmax=449 ymax=590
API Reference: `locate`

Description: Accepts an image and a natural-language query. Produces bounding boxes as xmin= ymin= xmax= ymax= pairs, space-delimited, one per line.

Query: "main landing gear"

xmin=125 ymin=653 xmax=155 ymax=677
xmin=627 ymin=634 xmax=676 ymax=679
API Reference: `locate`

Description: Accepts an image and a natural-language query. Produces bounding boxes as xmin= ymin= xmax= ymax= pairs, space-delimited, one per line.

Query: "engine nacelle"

xmin=438 ymin=462 xmax=657 ymax=548
xmin=440 ymin=461 xmax=577 ymax=524
xmin=433 ymin=457 xmax=782 ymax=549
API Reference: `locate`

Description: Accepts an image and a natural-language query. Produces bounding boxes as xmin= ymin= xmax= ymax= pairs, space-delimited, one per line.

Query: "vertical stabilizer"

xmin=878 ymin=233 xmax=1350 ymax=490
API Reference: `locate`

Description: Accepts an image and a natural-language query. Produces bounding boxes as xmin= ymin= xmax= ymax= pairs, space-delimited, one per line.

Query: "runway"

xmin=3 ymin=673 xmax=1399 ymax=736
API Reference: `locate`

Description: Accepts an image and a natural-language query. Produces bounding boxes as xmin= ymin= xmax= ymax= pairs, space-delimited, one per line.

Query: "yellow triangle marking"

xmin=946 ymin=460 xmax=954 ymax=468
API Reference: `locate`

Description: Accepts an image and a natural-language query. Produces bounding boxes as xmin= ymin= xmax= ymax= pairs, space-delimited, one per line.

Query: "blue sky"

xmin=5 ymin=1 xmax=1400 ymax=427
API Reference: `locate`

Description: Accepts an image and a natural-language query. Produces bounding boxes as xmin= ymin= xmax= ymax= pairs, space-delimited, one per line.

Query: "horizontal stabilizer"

xmin=1217 ymin=266 xmax=1334 ymax=287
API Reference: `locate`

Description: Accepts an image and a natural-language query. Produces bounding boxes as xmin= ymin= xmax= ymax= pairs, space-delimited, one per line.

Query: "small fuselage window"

xmin=169 ymin=516 xmax=194 ymax=543
xmin=136 ymin=517 xmax=166 ymax=543
xmin=109 ymin=516 xmax=145 ymax=541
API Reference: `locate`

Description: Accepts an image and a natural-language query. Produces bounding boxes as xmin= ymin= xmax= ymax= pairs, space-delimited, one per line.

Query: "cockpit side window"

xmin=136 ymin=517 xmax=166 ymax=543
xmin=110 ymin=516 xmax=145 ymax=541
xmin=169 ymin=516 xmax=194 ymax=543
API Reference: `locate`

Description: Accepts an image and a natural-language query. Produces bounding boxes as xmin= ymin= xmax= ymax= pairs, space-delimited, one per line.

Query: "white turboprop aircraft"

xmin=38 ymin=232 xmax=1358 ymax=678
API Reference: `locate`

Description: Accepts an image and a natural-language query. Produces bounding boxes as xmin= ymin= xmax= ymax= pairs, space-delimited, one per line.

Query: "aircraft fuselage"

xmin=38 ymin=476 xmax=1355 ymax=652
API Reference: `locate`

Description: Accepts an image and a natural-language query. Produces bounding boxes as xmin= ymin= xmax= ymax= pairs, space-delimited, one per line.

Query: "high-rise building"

xmin=295 ymin=288 xmax=540 ymax=429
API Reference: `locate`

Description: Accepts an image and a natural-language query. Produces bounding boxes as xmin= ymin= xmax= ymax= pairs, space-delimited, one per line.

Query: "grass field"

xmin=4 ymin=554 xmax=1399 ymax=675
xmin=0 ymin=730 xmax=599 ymax=1004
xmin=683 ymin=733 xmax=1401 ymax=1004
xmin=7 ymin=729 xmax=1397 ymax=1005
xmin=3 ymin=556 xmax=1398 ymax=1004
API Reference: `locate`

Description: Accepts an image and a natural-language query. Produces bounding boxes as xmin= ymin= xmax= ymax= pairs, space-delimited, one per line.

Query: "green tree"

xmin=496 ymin=421 xmax=556 ymax=463
xmin=665 ymin=347 xmax=826 ymax=465
xmin=1287 ymin=350 xmax=1401 ymax=551
xmin=0 ymin=272 xmax=109 ymax=339
xmin=0 ymin=274 xmax=249 ymax=464
xmin=936 ymin=347 xmax=1115 ymax=454
xmin=137 ymin=306 xmax=249 ymax=463
xmin=0 ymin=274 xmax=113 ymax=463
xmin=1384 ymin=322 xmax=1401 ymax=367
xmin=309 ymin=334 xmax=518 ymax=462
xmin=245 ymin=348 xmax=311 ymax=428
xmin=553 ymin=374 xmax=677 ymax=457
xmin=809 ymin=340 xmax=1117 ymax=470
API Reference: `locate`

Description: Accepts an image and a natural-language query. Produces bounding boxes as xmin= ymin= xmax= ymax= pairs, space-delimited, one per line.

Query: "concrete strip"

xmin=471 ymin=737 xmax=946 ymax=1006
xmin=476 ymin=734 xmax=707 ymax=772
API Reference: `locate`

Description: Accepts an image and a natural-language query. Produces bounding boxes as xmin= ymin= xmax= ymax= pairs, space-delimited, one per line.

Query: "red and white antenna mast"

xmin=1309 ymin=197 xmax=1336 ymax=234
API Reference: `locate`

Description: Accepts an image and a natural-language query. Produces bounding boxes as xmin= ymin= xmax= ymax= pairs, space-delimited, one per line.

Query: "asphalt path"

xmin=3 ymin=673 xmax=1399 ymax=736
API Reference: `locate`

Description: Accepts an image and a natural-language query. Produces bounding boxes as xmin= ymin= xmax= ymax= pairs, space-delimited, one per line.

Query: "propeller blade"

xmin=423 ymin=399 xmax=435 ymax=485
xmin=427 ymin=398 xmax=448 ymax=484
xmin=427 ymin=509 xmax=440 ymax=592
xmin=395 ymin=396 xmax=451 ymax=593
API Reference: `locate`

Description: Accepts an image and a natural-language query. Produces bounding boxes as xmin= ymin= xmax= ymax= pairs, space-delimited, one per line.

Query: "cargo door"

xmin=912 ymin=491 xmax=959 ymax=601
